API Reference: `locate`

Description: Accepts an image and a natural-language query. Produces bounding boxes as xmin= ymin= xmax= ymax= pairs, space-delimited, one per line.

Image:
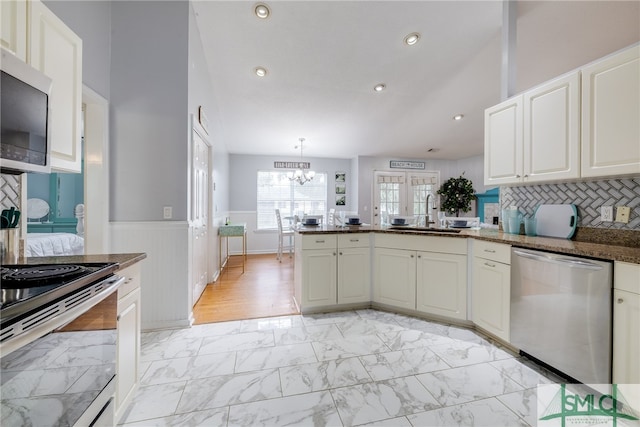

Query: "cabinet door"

xmin=29 ymin=0 xmax=83 ymax=172
xmin=582 ymin=46 xmax=640 ymax=177
xmin=1 ymin=0 xmax=27 ymax=60
xmin=115 ymin=287 xmax=141 ymax=423
xmin=373 ymin=248 xmax=416 ymax=310
xmin=484 ymin=96 xmax=523 ymax=186
xmin=416 ymin=251 xmax=467 ymax=320
xmin=524 ymin=72 xmax=580 ymax=182
xmin=472 ymin=257 xmax=510 ymax=342
xmin=338 ymin=247 xmax=370 ymax=304
xmin=302 ymin=249 xmax=337 ymax=308
xmin=613 ymin=289 xmax=640 ymax=409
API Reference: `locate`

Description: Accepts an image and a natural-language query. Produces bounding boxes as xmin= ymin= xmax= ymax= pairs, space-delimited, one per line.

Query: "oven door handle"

xmin=0 ymin=275 xmax=124 ymax=357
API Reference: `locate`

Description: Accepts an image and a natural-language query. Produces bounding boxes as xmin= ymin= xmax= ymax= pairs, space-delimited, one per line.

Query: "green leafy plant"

xmin=437 ymin=173 xmax=477 ymax=217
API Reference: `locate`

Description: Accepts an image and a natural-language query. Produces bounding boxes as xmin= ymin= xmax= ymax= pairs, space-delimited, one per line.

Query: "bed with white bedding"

xmin=26 ymin=233 xmax=85 ymax=257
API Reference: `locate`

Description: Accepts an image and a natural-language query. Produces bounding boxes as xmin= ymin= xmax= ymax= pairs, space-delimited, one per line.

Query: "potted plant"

xmin=437 ymin=173 xmax=476 ymax=217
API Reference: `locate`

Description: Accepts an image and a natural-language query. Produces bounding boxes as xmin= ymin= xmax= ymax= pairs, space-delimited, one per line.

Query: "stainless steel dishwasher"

xmin=511 ymin=248 xmax=612 ymax=384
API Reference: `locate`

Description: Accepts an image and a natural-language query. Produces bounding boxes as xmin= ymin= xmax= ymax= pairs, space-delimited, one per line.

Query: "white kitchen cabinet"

xmin=485 ymin=71 xmax=580 ymax=186
xmin=416 ymin=251 xmax=467 ymax=320
xmin=115 ymin=263 xmax=142 ymax=423
xmin=484 ymin=96 xmax=523 ymax=186
xmin=581 ymin=45 xmax=640 ymax=178
xmin=1 ymin=0 xmax=27 ymax=61
xmin=299 ymin=235 xmax=337 ymax=309
xmin=472 ymin=240 xmax=511 ymax=342
xmin=337 ymin=234 xmax=370 ymax=304
xmin=28 ymin=0 xmax=83 ymax=173
xmin=613 ymin=262 xmax=640 ymax=414
xmin=373 ymin=247 xmax=416 ymax=310
xmin=523 ymin=72 xmax=581 ymax=182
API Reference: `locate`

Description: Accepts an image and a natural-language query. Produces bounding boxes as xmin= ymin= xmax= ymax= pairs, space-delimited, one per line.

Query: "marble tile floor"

xmin=119 ymin=309 xmax=564 ymax=427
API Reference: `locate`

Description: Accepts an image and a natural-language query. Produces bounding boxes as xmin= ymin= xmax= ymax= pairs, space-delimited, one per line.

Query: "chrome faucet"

xmin=425 ymin=193 xmax=433 ymax=226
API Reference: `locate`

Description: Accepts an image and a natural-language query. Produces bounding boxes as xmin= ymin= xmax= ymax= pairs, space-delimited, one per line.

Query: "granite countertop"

xmin=296 ymin=225 xmax=640 ymax=264
xmin=16 ymin=253 xmax=147 ymax=270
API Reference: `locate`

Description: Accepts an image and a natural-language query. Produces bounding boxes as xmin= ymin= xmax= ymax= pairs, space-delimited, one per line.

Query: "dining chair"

xmin=275 ymin=209 xmax=294 ymax=261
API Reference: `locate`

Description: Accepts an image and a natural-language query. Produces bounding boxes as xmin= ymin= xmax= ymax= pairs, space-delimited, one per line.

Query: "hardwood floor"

xmin=192 ymin=253 xmax=299 ymax=324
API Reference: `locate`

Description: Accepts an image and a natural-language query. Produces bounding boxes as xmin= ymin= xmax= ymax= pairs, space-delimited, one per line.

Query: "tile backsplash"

xmin=500 ymin=177 xmax=640 ymax=230
xmin=1 ymin=174 xmax=22 ymax=211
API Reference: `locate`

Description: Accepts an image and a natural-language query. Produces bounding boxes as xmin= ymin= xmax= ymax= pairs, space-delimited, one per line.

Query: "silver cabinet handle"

xmin=617 ymin=298 xmax=624 ymax=304
xmin=410 ymin=254 xmax=415 ymax=258
xmin=350 ymin=239 xmax=359 ymax=242
xmin=484 ymin=262 xmax=496 ymax=268
xmin=484 ymin=249 xmax=496 ymax=253
xmin=316 ymin=239 xmax=325 ymax=243
xmin=417 ymin=255 xmax=421 ymax=258
xmin=339 ymin=252 xmax=343 ymax=255
xmin=333 ymin=252 xmax=336 ymax=256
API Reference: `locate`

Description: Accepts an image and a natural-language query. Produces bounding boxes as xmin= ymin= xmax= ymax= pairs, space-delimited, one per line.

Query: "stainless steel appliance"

xmin=0 ymin=47 xmax=52 ymax=175
xmin=1 ymin=263 xmax=123 ymax=426
xmin=511 ymin=248 xmax=612 ymax=384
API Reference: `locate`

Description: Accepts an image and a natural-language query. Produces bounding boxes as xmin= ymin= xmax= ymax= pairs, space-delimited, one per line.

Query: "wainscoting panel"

xmin=111 ymin=221 xmax=191 ymax=330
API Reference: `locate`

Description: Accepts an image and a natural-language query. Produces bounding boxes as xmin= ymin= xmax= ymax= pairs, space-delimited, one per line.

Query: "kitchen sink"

xmin=388 ymin=226 xmax=461 ymax=234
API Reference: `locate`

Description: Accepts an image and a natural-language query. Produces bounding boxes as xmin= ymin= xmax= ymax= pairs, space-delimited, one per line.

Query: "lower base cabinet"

xmin=613 ymin=262 xmax=640 ymax=413
xmin=416 ymin=251 xmax=467 ymax=320
xmin=472 ymin=240 xmax=511 ymax=342
xmin=373 ymin=247 xmax=416 ymax=310
xmin=115 ymin=263 xmax=142 ymax=423
xmin=298 ymin=234 xmax=370 ymax=309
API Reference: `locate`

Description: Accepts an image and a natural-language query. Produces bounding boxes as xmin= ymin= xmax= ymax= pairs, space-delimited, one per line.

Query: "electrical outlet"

xmin=615 ymin=206 xmax=631 ymax=223
xmin=601 ymin=206 xmax=613 ymax=222
xmin=163 ymin=206 xmax=173 ymax=219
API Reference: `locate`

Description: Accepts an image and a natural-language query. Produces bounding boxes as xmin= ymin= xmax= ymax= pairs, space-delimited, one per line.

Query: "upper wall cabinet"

xmin=485 ymin=44 xmax=639 ymax=186
xmin=29 ymin=0 xmax=83 ymax=173
xmin=581 ymin=46 xmax=640 ymax=178
xmin=484 ymin=96 xmax=523 ymax=185
xmin=484 ymin=72 xmax=580 ymax=186
xmin=1 ymin=0 xmax=27 ymax=61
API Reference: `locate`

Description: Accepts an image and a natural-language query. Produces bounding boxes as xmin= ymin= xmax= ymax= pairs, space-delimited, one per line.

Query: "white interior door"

xmin=191 ymin=126 xmax=209 ymax=306
xmin=372 ymin=171 xmax=439 ymax=226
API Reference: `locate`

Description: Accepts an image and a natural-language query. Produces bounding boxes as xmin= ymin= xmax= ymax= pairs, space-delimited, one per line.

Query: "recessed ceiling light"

xmin=255 ymin=67 xmax=267 ymax=77
xmin=374 ymin=83 xmax=386 ymax=92
xmin=254 ymin=3 xmax=270 ymax=19
xmin=453 ymin=114 xmax=464 ymax=121
xmin=404 ymin=32 xmax=421 ymax=46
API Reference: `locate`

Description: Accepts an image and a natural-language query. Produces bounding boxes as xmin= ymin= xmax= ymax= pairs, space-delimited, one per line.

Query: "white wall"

xmin=43 ymin=0 xmax=112 ymax=100
xmin=229 ymin=154 xmax=354 ymax=212
xmin=356 ymin=154 xmax=487 ymax=223
xmin=109 ymin=0 xmax=189 ymax=222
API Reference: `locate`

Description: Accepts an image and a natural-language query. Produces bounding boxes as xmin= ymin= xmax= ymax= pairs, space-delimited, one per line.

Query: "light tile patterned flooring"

xmin=120 ymin=309 xmax=563 ymax=426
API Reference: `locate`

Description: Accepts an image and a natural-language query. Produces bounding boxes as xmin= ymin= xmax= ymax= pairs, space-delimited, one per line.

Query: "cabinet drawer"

xmin=473 ymin=240 xmax=511 ymax=264
xmin=615 ymin=262 xmax=640 ymax=294
xmin=338 ymin=234 xmax=369 ymax=248
xmin=118 ymin=263 xmax=141 ymax=298
xmin=302 ymin=235 xmax=337 ymax=250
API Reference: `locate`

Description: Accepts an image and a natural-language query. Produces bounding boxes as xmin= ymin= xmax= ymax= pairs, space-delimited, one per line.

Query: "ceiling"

xmin=192 ymin=1 xmax=638 ymax=161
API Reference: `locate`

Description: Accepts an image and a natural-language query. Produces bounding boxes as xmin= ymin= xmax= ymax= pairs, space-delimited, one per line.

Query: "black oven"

xmin=0 ymin=263 xmax=123 ymax=426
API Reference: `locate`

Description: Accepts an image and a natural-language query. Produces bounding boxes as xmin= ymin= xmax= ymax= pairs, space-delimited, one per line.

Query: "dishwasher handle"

xmin=512 ymin=249 xmax=603 ymax=271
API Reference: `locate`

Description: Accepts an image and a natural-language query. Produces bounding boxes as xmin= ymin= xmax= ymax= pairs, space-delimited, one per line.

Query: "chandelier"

xmin=288 ymin=138 xmax=315 ymax=185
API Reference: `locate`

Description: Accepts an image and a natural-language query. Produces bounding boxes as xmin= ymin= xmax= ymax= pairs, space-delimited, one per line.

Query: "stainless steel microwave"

xmin=0 ymin=48 xmax=52 ymax=174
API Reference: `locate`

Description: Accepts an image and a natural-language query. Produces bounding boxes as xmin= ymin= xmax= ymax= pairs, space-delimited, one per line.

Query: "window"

xmin=257 ymin=170 xmax=328 ymax=229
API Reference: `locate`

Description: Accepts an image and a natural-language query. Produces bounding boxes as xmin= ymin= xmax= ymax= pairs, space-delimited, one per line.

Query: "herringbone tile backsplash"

xmin=0 ymin=174 xmax=21 ymax=211
xmin=501 ymin=177 xmax=640 ymax=230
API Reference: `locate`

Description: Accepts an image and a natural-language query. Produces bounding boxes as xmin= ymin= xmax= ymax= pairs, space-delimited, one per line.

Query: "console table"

xmin=219 ymin=223 xmax=247 ymax=273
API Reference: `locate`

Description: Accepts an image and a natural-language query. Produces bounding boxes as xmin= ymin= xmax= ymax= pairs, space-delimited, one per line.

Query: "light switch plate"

xmin=163 ymin=206 xmax=173 ymax=219
xmin=615 ymin=206 xmax=631 ymax=223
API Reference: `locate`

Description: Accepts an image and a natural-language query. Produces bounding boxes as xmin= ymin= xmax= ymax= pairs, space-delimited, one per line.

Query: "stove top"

xmin=0 ymin=263 xmax=118 ymax=326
